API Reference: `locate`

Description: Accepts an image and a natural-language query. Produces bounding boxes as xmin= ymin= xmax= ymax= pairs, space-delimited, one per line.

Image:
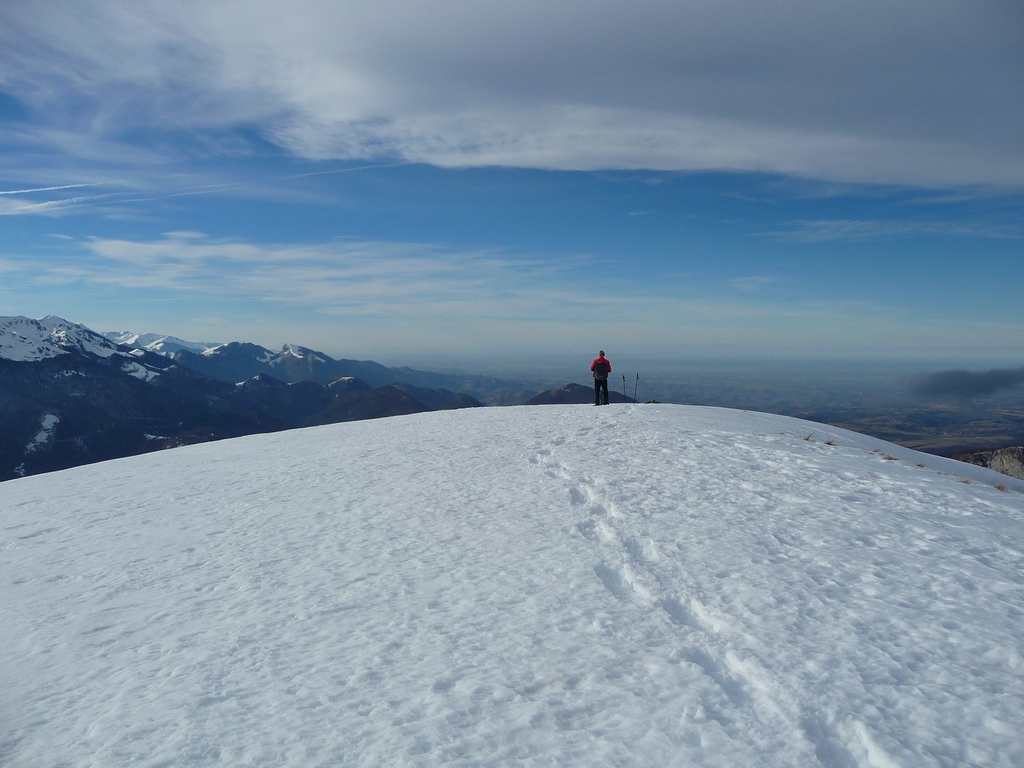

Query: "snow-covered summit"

xmin=103 ymin=330 xmax=221 ymax=356
xmin=278 ymin=343 xmax=330 ymax=362
xmin=1 ymin=315 xmax=122 ymax=361
xmin=200 ymin=341 xmax=275 ymax=361
xmin=2 ymin=404 xmax=1022 ymax=767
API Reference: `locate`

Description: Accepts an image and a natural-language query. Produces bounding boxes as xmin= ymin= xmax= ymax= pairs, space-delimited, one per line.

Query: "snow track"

xmin=532 ymin=413 xmax=827 ymax=764
xmin=531 ymin=407 xmax=1024 ymax=767
xmin=3 ymin=404 xmax=1023 ymax=767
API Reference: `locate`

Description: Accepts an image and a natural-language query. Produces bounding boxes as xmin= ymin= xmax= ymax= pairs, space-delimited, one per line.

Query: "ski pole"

xmin=634 ymin=373 xmax=639 ymax=404
xmin=622 ymin=375 xmax=627 ymax=403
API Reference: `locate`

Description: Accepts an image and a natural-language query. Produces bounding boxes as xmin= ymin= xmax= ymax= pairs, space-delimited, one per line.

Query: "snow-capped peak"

xmin=104 ymin=330 xmax=153 ymax=347
xmin=278 ymin=343 xmax=328 ymax=362
xmin=104 ymin=330 xmax=221 ymax=356
xmin=1 ymin=315 xmax=122 ymax=362
xmin=196 ymin=342 xmax=278 ymax=364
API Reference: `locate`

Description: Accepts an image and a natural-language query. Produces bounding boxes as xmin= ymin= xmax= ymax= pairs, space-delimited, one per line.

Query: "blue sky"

xmin=1 ymin=1 xmax=1022 ymax=367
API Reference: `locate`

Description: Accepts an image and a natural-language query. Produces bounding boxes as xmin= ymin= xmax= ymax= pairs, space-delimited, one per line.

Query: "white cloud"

xmin=1 ymin=1 xmax=1022 ymax=186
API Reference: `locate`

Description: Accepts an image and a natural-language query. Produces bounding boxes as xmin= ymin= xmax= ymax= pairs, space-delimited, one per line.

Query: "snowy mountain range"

xmin=2 ymin=405 xmax=1022 ymax=767
xmin=103 ymin=329 xmax=222 ymax=356
xmin=0 ymin=315 xmax=494 ymax=481
xmin=2 ymin=315 xmax=156 ymax=366
xmin=105 ymin=327 xmax=539 ymax=401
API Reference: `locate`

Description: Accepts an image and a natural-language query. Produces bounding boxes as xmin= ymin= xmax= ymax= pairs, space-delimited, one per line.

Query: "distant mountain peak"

xmin=104 ymin=329 xmax=221 ymax=356
xmin=279 ymin=344 xmax=328 ymax=362
xmin=193 ymin=341 xmax=275 ymax=361
xmin=2 ymin=315 xmax=122 ymax=362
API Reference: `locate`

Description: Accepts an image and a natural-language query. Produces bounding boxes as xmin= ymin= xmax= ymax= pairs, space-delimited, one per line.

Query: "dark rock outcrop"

xmin=525 ymin=383 xmax=636 ymax=405
xmin=949 ymin=445 xmax=1024 ymax=480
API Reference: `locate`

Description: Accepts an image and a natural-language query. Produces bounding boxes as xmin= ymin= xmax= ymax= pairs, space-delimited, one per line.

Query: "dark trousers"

xmin=594 ymin=378 xmax=609 ymax=405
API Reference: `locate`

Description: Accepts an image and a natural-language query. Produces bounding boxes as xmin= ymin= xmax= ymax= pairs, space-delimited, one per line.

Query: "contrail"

xmin=285 ymin=162 xmax=410 ymax=179
xmin=116 ymin=185 xmax=249 ymax=204
xmin=0 ymin=183 xmax=96 ymax=195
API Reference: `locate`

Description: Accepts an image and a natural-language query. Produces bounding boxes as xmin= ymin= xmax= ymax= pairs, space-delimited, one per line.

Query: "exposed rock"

xmin=525 ymin=382 xmax=636 ymax=405
xmin=950 ymin=445 xmax=1024 ymax=480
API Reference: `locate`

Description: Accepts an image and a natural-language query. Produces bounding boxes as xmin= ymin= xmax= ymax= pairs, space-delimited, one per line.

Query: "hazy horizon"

xmin=83 ymin=312 xmax=1024 ymax=411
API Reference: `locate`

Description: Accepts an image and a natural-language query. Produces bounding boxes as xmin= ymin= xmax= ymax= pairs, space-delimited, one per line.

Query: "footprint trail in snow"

xmin=530 ymin=405 xmax=1024 ymax=768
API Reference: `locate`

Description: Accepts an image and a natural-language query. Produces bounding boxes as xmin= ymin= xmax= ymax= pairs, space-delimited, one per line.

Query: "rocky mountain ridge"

xmin=949 ymin=445 xmax=1024 ymax=481
xmin=109 ymin=330 xmax=539 ymax=405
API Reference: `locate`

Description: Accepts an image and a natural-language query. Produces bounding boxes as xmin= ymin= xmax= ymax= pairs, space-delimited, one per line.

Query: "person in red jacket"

xmin=591 ymin=350 xmax=612 ymax=405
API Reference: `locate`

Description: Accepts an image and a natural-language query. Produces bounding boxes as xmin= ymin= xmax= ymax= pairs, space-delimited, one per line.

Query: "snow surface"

xmin=120 ymin=359 xmax=160 ymax=381
xmin=23 ymin=413 xmax=59 ymax=454
xmin=3 ymin=405 xmax=1023 ymax=767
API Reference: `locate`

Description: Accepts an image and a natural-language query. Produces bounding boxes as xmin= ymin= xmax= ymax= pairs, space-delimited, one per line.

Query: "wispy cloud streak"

xmin=0 ymin=193 xmax=123 ymax=216
xmin=67 ymin=234 xmax=600 ymax=320
xmin=760 ymin=219 xmax=1024 ymax=242
xmin=730 ymin=276 xmax=777 ymax=294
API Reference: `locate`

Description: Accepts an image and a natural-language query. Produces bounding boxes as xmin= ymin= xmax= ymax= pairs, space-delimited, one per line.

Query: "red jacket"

xmin=591 ymin=356 xmax=611 ymax=379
